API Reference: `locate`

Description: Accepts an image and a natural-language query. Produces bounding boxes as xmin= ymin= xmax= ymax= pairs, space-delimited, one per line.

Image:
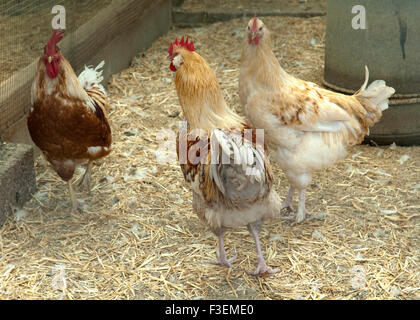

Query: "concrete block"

xmin=0 ymin=143 xmax=36 ymax=226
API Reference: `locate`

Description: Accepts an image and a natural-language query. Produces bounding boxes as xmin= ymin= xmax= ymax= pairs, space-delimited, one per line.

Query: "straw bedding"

xmin=0 ymin=16 xmax=418 ymax=300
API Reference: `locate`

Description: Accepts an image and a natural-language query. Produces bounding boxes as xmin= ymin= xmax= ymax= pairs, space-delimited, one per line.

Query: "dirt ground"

xmin=0 ymin=15 xmax=418 ymax=300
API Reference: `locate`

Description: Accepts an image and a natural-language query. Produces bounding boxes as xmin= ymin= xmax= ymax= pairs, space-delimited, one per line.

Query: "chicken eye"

xmin=247 ymin=26 xmax=250 ymax=30
xmin=259 ymin=27 xmax=263 ymax=31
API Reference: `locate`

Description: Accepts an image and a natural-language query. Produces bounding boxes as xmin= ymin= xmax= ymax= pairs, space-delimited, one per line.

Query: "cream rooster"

xmin=168 ymin=37 xmax=281 ymax=275
xmin=239 ymin=16 xmax=395 ymax=224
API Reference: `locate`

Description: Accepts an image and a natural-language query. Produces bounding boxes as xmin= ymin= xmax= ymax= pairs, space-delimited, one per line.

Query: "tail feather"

xmin=78 ymin=60 xmax=106 ymax=94
xmin=365 ymin=79 xmax=385 ymax=90
xmin=359 ymin=65 xmax=369 ymax=92
xmin=344 ymin=66 xmax=396 ymax=142
xmin=356 ymin=66 xmax=395 ymax=113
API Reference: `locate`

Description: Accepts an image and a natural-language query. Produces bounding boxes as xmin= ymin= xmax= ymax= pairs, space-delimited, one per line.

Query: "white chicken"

xmin=239 ymin=16 xmax=395 ymax=224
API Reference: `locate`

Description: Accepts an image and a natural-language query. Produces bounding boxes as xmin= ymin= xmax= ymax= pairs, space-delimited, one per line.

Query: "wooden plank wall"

xmin=0 ymin=0 xmax=171 ymax=143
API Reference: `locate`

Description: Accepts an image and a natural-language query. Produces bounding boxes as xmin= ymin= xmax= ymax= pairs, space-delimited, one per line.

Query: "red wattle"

xmin=46 ymin=63 xmax=58 ymax=79
xmin=248 ymin=35 xmax=259 ymax=45
xmin=170 ymin=62 xmax=177 ymax=72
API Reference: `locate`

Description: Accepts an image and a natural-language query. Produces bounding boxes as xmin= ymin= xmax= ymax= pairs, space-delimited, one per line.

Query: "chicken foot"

xmin=247 ymin=221 xmax=280 ymax=276
xmin=282 ymin=189 xmax=312 ymax=225
xmin=204 ymin=230 xmax=236 ymax=268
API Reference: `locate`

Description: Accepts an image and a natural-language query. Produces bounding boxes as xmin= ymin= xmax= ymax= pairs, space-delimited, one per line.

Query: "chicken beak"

xmin=47 ymin=56 xmax=53 ymax=64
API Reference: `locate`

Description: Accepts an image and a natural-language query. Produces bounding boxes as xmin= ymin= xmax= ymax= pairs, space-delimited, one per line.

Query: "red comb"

xmin=46 ymin=30 xmax=64 ymax=56
xmin=168 ymin=36 xmax=194 ymax=56
xmin=251 ymin=14 xmax=258 ymax=32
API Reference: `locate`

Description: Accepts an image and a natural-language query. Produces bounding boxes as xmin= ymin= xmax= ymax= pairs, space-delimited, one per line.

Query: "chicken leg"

xmin=247 ymin=221 xmax=280 ymax=276
xmin=296 ymin=189 xmax=312 ymax=224
xmin=281 ymin=186 xmax=295 ymax=211
xmin=78 ymin=161 xmax=93 ymax=192
xmin=67 ymin=180 xmax=79 ymax=210
xmin=282 ymin=188 xmax=312 ymax=225
xmin=205 ymin=229 xmax=236 ymax=268
xmin=281 ymin=172 xmax=313 ymax=224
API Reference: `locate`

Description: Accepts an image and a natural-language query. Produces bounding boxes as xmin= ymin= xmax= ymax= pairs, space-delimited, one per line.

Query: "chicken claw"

xmin=204 ymin=233 xmax=236 ymax=269
xmin=248 ymin=262 xmax=280 ymax=276
xmin=204 ymin=256 xmax=236 ymax=269
xmin=281 ymin=189 xmax=313 ymax=225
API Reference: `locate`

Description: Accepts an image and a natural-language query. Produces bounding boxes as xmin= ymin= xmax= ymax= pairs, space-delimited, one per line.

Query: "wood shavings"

xmin=51 ymin=264 xmax=67 ymax=293
xmin=398 ymin=155 xmax=410 ymax=165
xmin=14 ymin=209 xmax=29 ymax=222
xmin=379 ymin=209 xmax=397 ymax=215
xmin=123 ymin=167 xmax=149 ymax=183
xmin=311 ymin=230 xmax=324 ymax=240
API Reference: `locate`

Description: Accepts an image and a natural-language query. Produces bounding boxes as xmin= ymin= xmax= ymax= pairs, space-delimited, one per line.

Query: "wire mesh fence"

xmin=0 ymin=0 xmax=112 ymax=139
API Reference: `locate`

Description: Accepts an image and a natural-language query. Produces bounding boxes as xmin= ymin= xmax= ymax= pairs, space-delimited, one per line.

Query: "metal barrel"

xmin=324 ymin=0 xmax=420 ymax=145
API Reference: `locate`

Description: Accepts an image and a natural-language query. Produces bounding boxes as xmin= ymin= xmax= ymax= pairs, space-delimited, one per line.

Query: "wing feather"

xmin=209 ymin=129 xmax=270 ymax=206
xmin=248 ymin=82 xmax=355 ymax=134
